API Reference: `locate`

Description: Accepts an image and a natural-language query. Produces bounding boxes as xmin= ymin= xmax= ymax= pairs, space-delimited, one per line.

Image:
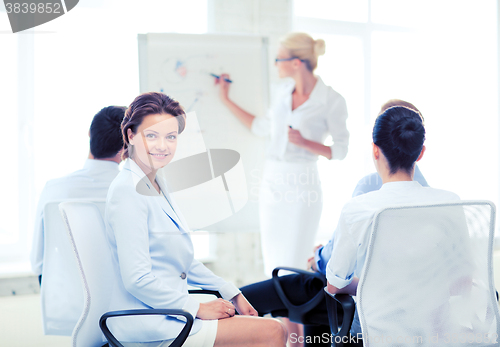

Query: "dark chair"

xmin=324 ymin=290 xmax=358 ymax=347
xmin=272 ymin=266 xmax=341 ymax=346
xmin=272 ymin=267 xmax=330 ymax=325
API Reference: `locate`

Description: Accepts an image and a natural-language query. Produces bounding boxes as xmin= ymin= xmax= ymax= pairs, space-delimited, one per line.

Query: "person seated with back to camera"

xmin=240 ymin=102 xmax=459 ymax=346
xmin=325 ymin=105 xmax=460 ymax=338
xmin=31 ymin=105 xmax=125 ymax=285
xmin=317 ymin=99 xmax=429 ymax=271
xmin=351 ymin=99 xmax=428 ymax=197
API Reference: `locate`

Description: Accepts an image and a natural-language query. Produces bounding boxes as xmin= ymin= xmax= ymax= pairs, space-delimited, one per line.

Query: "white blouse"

xmin=326 ymin=181 xmax=460 ymax=289
xmin=31 ymin=159 xmax=119 ymax=276
xmin=251 ymin=76 xmax=349 ymax=162
xmin=325 ymin=181 xmax=461 ymax=336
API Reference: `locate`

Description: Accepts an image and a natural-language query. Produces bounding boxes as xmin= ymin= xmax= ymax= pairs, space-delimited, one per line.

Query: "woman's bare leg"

xmin=214 ymin=316 xmax=287 ymax=347
xmin=281 ymin=318 xmax=303 ymax=347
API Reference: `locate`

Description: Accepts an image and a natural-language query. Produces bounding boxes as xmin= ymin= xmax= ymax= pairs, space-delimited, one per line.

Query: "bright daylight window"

xmin=294 ymin=0 xmax=498 ymax=244
xmin=0 ymin=34 xmax=19 ymax=260
xmin=2 ymin=0 xmax=498 ymax=273
xmin=0 ymin=0 xmax=209 ymax=273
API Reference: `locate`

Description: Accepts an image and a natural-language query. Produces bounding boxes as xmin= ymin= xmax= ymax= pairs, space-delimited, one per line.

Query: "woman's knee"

xmin=265 ymin=318 xmax=288 ymax=346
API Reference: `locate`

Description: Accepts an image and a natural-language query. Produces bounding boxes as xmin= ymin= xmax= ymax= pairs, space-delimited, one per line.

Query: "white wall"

xmin=206 ymin=0 xmax=293 ymax=284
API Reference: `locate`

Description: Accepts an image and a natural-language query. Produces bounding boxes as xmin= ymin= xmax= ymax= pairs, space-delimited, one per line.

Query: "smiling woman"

xmin=121 ymin=93 xmax=186 ymax=192
xmin=130 ymin=116 xmax=179 ymax=167
xmin=103 ymin=92 xmax=287 ymax=347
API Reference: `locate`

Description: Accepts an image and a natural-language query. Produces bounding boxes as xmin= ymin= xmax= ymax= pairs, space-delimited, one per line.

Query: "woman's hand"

xmin=288 ymin=128 xmax=333 ymax=159
xmin=215 ymin=73 xmax=232 ymax=103
xmin=231 ymin=293 xmax=258 ymax=316
xmin=197 ymin=298 xmax=236 ymax=320
xmin=288 ymin=127 xmax=308 ymax=147
xmin=213 ymin=73 xmax=256 ymax=130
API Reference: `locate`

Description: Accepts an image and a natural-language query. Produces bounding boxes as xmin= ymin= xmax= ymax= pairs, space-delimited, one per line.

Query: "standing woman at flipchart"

xmin=216 ymin=32 xmax=349 ymax=277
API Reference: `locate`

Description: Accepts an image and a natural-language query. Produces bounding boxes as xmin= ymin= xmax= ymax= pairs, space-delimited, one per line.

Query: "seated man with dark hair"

xmin=31 ymin=105 xmax=126 ymax=284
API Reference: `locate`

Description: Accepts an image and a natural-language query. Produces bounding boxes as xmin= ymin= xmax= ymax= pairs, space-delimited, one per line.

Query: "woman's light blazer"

xmin=104 ymin=159 xmax=240 ymax=342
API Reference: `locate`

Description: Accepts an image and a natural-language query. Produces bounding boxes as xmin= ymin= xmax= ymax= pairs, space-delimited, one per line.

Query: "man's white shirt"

xmin=30 ymin=159 xmax=119 ymax=276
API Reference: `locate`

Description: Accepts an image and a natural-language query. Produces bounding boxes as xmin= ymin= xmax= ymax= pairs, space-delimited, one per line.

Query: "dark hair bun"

xmin=391 ymin=117 xmax=424 ymax=156
xmin=373 ymin=106 xmax=425 ymax=174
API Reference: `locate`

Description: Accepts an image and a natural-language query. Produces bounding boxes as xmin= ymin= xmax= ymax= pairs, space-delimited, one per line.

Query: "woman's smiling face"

xmin=127 ymin=113 xmax=179 ymax=172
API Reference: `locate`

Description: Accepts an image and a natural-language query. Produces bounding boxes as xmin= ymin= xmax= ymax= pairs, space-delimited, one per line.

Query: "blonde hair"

xmin=280 ymin=32 xmax=325 ymax=72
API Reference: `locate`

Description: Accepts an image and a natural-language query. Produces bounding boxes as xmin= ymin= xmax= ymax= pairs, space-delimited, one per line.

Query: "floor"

xmin=0 ymin=291 xmax=221 ymax=347
xmin=0 ymin=294 xmax=71 ymax=347
xmin=1 ymin=250 xmax=500 ymax=347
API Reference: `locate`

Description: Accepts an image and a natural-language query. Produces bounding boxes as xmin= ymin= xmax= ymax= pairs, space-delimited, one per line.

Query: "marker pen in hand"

xmin=210 ymin=73 xmax=233 ymax=83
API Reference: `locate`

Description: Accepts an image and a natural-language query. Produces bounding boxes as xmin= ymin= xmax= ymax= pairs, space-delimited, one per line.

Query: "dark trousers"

xmin=241 ymin=273 xmax=332 ymax=347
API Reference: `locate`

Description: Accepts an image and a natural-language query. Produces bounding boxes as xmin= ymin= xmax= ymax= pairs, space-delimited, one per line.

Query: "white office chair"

xmin=326 ymin=201 xmax=500 ymax=346
xmin=59 ymin=201 xmax=193 ymax=347
xmin=40 ymin=199 xmax=105 ymax=335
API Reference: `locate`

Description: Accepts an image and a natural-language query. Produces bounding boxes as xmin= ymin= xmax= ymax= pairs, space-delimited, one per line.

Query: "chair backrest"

xmin=59 ymin=201 xmax=114 ymax=347
xmin=40 ymin=199 xmax=105 ymax=336
xmin=357 ymin=201 xmax=500 ymax=347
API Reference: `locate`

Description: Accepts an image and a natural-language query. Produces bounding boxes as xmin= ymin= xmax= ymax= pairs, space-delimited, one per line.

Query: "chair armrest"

xmin=188 ymin=289 xmax=222 ymax=298
xmin=324 ymin=288 xmax=355 ymax=341
xmin=100 ymin=309 xmax=194 ymax=347
xmin=272 ymin=267 xmax=326 ymax=323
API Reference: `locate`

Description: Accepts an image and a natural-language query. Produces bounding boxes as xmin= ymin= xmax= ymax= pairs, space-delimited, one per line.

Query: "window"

xmin=0 ymin=0 xmax=209 ymax=273
xmin=294 ymin=0 xmax=499 ymax=243
xmin=0 ymin=35 xmax=19 ymax=256
xmin=294 ymin=0 xmax=369 ymax=23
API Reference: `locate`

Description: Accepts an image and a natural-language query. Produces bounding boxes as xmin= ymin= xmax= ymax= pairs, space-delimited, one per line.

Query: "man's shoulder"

xmin=43 ymin=170 xmax=106 ymax=189
xmin=43 ymin=170 xmax=84 ymax=188
xmin=40 ymin=168 xmax=114 ymax=201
